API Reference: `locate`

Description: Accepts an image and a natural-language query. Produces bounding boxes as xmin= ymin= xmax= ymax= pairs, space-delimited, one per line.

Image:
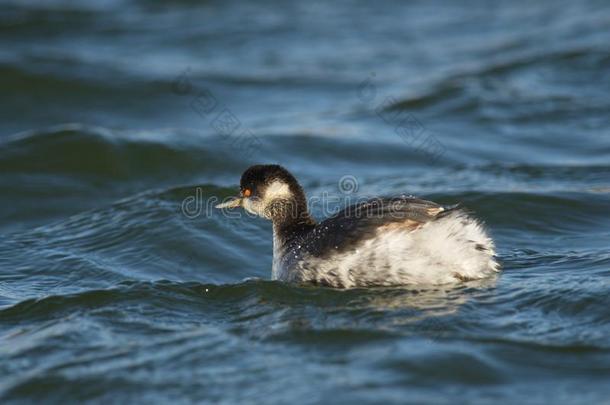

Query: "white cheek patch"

xmin=242 ymin=180 xmax=293 ymax=219
xmin=263 ymin=180 xmax=292 ymax=204
xmin=242 ymin=198 xmax=266 ymax=217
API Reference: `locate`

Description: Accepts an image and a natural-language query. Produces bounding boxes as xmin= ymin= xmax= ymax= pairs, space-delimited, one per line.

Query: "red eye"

xmin=243 ymin=189 xmax=251 ymax=197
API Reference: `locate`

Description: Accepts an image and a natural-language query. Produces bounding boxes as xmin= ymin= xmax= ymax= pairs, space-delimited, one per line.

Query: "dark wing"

xmin=302 ymin=196 xmax=459 ymax=257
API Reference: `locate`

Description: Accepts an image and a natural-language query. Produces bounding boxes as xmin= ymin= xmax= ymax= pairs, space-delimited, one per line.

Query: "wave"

xmin=428 ymin=190 xmax=610 ymax=228
xmin=0 ymin=124 xmax=244 ymax=180
xmin=2 ymin=277 xmax=608 ymax=350
xmin=384 ymin=46 xmax=610 ymax=116
xmin=0 ymin=279 xmax=472 ymax=324
xmin=0 ymin=124 xmax=460 ymax=181
xmin=3 ymin=123 xmax=608 ymax=183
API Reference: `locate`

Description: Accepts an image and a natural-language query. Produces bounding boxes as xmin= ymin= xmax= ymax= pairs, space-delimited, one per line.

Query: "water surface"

xmin=1 ymin=0 xmax=609 ymax=403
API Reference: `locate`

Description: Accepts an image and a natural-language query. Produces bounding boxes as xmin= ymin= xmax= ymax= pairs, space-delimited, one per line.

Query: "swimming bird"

xmin=216 ymin=165 xmax=499 ymax=288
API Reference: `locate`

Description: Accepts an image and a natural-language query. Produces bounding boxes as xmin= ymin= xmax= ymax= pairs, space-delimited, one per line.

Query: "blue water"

xmin=1 ymin=0 xmax=609 ymax=403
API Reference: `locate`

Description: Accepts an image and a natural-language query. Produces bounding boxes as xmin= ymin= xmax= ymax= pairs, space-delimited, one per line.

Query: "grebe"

xmin=216 ymin=165 xmax=499 ymax=288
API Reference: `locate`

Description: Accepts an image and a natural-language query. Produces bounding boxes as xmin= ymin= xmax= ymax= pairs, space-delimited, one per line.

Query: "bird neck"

xmin=268 ymin=196 xmax=316 ymax=247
